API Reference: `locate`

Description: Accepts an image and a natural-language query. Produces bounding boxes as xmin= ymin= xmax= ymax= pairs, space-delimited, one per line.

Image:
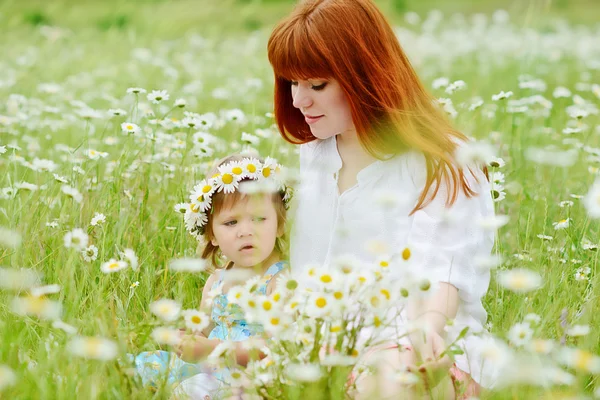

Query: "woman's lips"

xmin=305 ymin=115 xmax=323 ymax=125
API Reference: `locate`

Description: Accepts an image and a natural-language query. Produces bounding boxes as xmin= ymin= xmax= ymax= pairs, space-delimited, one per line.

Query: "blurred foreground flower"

xmin=584 ymin=178 xmax=600 ymax=218
xmin=0 ymin=365 xmax=16 ymax=391
xmin=151 ymin=327 xmax=181 ymax=346
xmin=68 ymin=336 xmax=118 ymax=361
xmin=169 ymin=258 xmax=207 ymax=273
xmin=0 ymin=227 xmax=21 ymax=248
xmin=498 ymin=268 xmax=542 ymax=293
xmin=11 ymin=295 xmax=62 ymax=320
xmin=0 ymin=267 xmax=41 ymax=291
xmin=150 ymin=299 xmax=181 ymax=322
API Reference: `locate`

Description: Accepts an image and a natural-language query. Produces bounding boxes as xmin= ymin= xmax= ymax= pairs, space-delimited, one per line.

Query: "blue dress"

xmin=130 ymin=261 xmax=288 ymax=392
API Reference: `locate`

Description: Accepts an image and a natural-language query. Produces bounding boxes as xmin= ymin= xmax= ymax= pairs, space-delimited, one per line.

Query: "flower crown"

xmin=183 ymin=157 xmax=293 ymax=241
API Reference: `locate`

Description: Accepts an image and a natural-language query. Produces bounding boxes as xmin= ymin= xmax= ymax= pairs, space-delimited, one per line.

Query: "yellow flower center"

xmin=574 ymin=350 xmax=593 ymax=371
xmin=247 ymin=164 xmax=256 ymax=173
xmin=262 ymin=167 xmax=271 ymax=177
xmin=202 ymin=185 xmax=212 ymax=194
xmin=247 ymin=300 xmax=256 ymax=308
xmin=330 ymin=325 xmax=342 ymax=333
xmin=370 ymin=296 xmax=380 ymax=307
xmin=273 ymin=293 xmax=281 ymax=302
xmin=126 ymin=125 xmax=133 ymax=130
xmin=380 ymin=289 xmax=390 ymax=300
xmin=373 ymin=316 xmax=382 ymax=327
xmin=270 ymin=317 xmax=280 ymax=326
xmin=320 ymin=275 xmax=332 ymax=283
xmin=379 ymin=261 xmax=389 ymax=268
xmin=232 ymin=166 xmax=243 ymax=175
xmin=262 ymin=301 xmax=272 ymax=311
xmin=191 ymin=315 xmax=202 ymax=324
xmin=222 ymin=174 xmax=233 ymax=184
xmin=402 ymin=248 xmax=411 ymax=260
xmin=315 ymin=298 xmax=327 ymax=308
xmin=109 ymin=262 xmax=120 ymax=270
xmin=334 ymin=291 xmax=343 ymax=300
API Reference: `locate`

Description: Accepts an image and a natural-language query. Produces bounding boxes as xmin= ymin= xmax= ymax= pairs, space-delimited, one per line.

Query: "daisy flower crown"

xmin=182 ymin=156 xmax=293 ymax=240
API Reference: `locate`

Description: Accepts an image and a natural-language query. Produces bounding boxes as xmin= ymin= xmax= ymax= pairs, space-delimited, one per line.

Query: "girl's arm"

xmin=198 ymin=272 xmax=217 ymax=338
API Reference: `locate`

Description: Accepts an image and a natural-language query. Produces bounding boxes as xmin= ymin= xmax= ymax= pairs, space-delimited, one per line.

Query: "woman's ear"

xmin=210 ymin=238 xmax=218 ymax=247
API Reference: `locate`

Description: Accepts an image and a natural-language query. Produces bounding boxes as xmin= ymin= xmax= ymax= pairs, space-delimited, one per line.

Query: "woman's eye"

xmin=311 ymin=83 xmax=327 ymax=91
xmin=290 ymin=81 xmax=298 ymax=86
xmin=224 ymin=220 xmax=237 ymax=226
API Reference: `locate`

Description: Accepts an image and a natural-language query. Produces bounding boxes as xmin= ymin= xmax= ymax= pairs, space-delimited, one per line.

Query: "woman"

xmin=267 ymin=0 xmax=497 ymax=398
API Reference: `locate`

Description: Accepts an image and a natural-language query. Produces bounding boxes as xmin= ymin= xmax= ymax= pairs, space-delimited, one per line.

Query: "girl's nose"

xmin=292 ymin=85 xmax=313 ymax=110
xmin=236 ymin=220 xmax=253 ymax=237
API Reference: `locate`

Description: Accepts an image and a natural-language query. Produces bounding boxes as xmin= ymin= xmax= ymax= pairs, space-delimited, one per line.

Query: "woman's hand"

xmin=405 ymin=330 xmax=453 ymax=391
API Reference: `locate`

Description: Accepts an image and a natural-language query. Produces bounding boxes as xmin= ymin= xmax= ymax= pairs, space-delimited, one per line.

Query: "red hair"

xmin=267 ymin=0 xmax=486 ymax=213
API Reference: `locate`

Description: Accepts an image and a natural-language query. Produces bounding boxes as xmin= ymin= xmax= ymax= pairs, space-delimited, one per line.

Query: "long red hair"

xmin=267 ymin=0 xmax=485 ymax=213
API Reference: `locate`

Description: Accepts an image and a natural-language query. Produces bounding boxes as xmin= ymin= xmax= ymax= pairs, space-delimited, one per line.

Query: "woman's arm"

xmin=407 ymin=281 xmax=459 ymax=338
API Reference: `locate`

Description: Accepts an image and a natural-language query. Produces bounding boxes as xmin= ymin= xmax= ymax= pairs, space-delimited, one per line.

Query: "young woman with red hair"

xmin=268 ymin=0 xmax=497 ymax=398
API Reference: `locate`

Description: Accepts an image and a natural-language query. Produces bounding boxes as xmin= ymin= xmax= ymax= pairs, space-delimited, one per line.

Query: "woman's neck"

xmin=335 ymin=129 xmax=377 ymax=171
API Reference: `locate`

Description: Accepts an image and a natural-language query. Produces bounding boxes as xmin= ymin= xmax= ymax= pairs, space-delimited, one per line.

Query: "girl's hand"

xmin=175 ymin=335 xmax=214 ymax=362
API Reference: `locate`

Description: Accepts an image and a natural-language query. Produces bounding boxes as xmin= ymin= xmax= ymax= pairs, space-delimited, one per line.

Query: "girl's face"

xmin=291 ymin=78 xmax=354 ymax=140
xmin=210 ymin=194 xmax=281 ymax=269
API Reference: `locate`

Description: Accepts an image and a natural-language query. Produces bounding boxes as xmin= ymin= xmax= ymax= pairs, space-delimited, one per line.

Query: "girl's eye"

xmin=290 ymin=81 xmax=298 ymax=86
xmin=224 ymin=220 xmax=237 ymax=226
xmin=253 ymin=217 xmax=266 ymax=222
xmin=311 ymin=83 xmax=327 ymax=91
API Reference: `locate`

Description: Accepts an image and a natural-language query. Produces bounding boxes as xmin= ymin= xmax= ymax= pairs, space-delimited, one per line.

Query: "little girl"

xmin=131 ymin=154 xmax=291 ymax=399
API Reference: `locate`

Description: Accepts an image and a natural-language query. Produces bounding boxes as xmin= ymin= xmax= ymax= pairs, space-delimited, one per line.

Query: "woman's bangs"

xmin=269 ymin=22 xmax=332 ymax=81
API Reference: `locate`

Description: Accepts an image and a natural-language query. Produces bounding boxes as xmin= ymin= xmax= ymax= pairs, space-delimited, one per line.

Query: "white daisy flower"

xmin=498 ymin=268 xmax=542 ymax=293
xmin=126 ymin=87 xmax=147 ymax=94
xmin=64 ymin=228 xmax=89 ymax=251
xmin=182 ymin=309 xmax=209 ymax=333
xmin=147 ymin=90 xmax=169 ymax=104
xmin=552 ymin=218 xmax=571 ymax=230
xmin=567 ymin=324 xmax=590 ymax=337
xmin=261 ymin=157 xmax=280 ymax=180
xmin=557 ymin=347 xmax=600 ymax=374
xmin=0 ymin=227 xmax=21 ymax=248
xmin=240 ymin=157 xmax=262 ymax=180
xmin=214 ymin=172 xmax=239 ymax=194
xmin=53 ymin=174 xmax=68 ymax=183
xmin=0 ymin=267 xmax=41 ymax=291
xmin=174 ymin=98 xmax=187 ymax=108
xmin=284 ymin=363 xmax=322 ymax=382
xmin=30 ymin=284 xmax=61 ymax=297
xmin=108 ymin=108 xmax=127 ymax=117
xmin=67 ymin=336 xmax=118 ymax=361
xmin=0 ymin=365 xmax=16 ymax=391
xmin=149 ymin=299 xmax=181 ymax=322
xmin=90 ymin=212 xmax=106 ymax=226
xmin=584 ymin=178 xmax=600 ymax=218
xmin=120 ymin=248 xmax=138 ymax=271
xmin=100 ymin=259 xmax=128 ymax=274
xmin=52 ymin=320 xmax=78 ymax=335
xmin=492 ymin=90 xmax=513 ymax=101
xmin=169 ymin=258 xmax=207 ymax=273
xmin=174 ymin=203 xmax=189 ymax=214
xmin=120 ymin=122 xmax=140 ymax=135
xmin=189 ymin=179 xmax=217 ymax=211
xmin=241 ymin=132 xmax=261 ymax=146
xmin=11 ymin=295 xmax=62 ymax=320
xmin=151 ymin=327 xmax=182 ymax=346
xmin=82 ymin=245 xmax=98 ymax=262
xmin=61 ymin=185 xmax=83 ymax=204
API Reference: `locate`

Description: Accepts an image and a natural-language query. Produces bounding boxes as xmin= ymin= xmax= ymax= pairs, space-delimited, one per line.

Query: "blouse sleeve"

xmin=406 ymin=153 xmax=496 ymax=304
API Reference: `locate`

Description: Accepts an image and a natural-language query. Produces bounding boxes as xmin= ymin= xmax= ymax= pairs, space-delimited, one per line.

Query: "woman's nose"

xmin=292 ymin=86 xmax=313 ymax=110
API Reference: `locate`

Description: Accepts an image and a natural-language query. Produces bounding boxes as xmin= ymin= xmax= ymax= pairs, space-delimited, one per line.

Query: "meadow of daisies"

xmin=2 ymin=3 xmax=600 ymax=399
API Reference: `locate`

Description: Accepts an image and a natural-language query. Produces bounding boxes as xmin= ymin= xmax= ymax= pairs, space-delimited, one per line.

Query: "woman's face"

xmin=290 ymin=78 xmax=354 ymax=140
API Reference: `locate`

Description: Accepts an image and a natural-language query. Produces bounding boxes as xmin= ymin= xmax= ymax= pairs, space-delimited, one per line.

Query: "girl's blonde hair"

xmin=196 ymin=154 xmax=288 ymax=271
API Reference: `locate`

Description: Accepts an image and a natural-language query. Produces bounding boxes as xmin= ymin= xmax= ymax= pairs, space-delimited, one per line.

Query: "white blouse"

xmin=290 ymin=136 xmax=499 ymax=387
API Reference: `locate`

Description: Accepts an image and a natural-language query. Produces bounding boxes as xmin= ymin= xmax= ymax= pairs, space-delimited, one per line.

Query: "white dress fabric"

xmin=290 ymin=136 xmax=499 ymax=388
